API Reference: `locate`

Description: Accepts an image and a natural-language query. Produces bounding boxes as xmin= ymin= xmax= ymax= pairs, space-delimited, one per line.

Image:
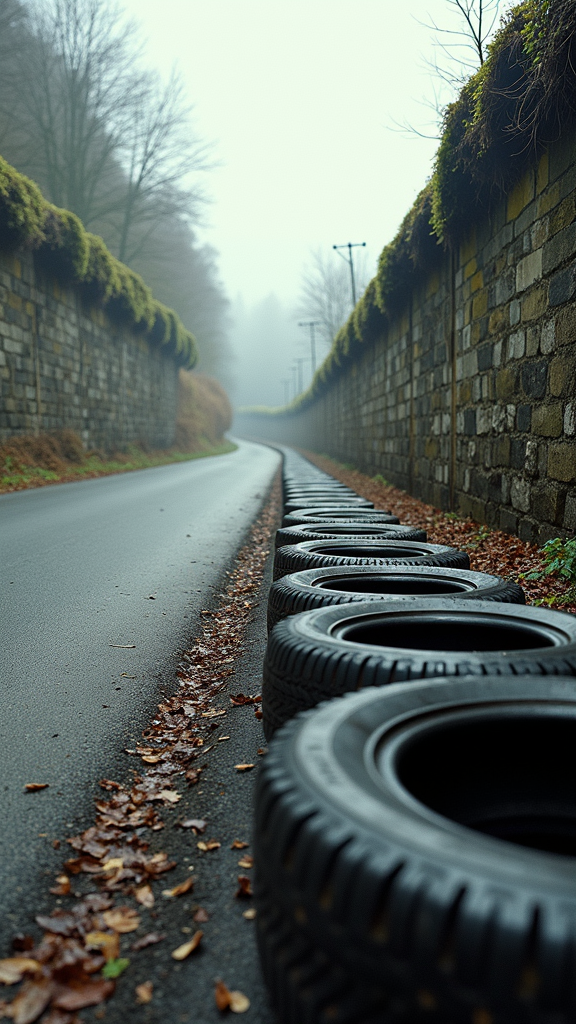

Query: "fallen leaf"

xmin=49 ymin=875 xmax=70 ymax=896
xmin=237 ymin=856 xmax=254 ymax=869
xmin=235 ymin=876 xmax=253 ymax=898
xmin=257 ymin=748 xmax=267 ymax=756
xmin=109 ymin=644 xmax=135 ymax=648
xmin=162 ymin=877 xmax=194 ymax=898
xmin=234 ymin=764 xmax=254 ymax=772
xmin=135 ymin=981 xmax=153 ymax=1004
xmin=176 ymin=819 xmax=207 ymax=833
xmin=131 ymin=933 xmax=165 ymax=952
xmin=193 ymin=907 xmax=209 ymax=923
xmin=201 ymin=710 xmax=226 ymax=718
xmin=171 ymin=931 xmax=203 ymax=961
xmin=254 ymin=708 xmax=263 ymax=720
xmin=242 ymin=909 xmax=257 ymax=920
xmin=0 ymin=959 xmax=41 ymax=985
xmin=214 ymin=981 xmax=250 ymax=1014
xmin=24 ymin=783 xmax=48 ymax=792
xmin=101 ymin=958 xmax=130 ymax=979
xmin=159 ymin=790 xmax=181 ymax=804
xmin=230 ymin=693 xmax=260 ymax=706
xmin=85 ymin=932 xmax=120 ymax=962
xmin=1 ymin=978 xmax=53 ymax=1022
xmin=230 ymin=841 xmax=248 ymax=850
xmin=102 ymin=907 xmax=140 ymax=934
xmin=10 ymin=936 xmax=34 ymax=953
xmin=218 ymin=736 xmax=230 ymax=742
xmin=230 ymin=991 xmax=251 ymax=1013
xmin=53 ymin=979 xmax=114 ymax=1011
xmin=141 ymin=754 xmax=163 ymax=764
xmin=197 ymin=841 xmax=220 ymax=852
xmin=134 ymin=885 xmax=154 ymax=909
xmin=101 ymin=858 xmax=123 ymax=872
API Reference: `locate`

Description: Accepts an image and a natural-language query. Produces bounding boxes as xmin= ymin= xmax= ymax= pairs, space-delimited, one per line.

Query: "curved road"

xmin=0 ymin=439 xmax=279 ymax=948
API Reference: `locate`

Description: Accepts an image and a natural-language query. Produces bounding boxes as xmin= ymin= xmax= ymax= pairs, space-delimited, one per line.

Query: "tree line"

xmin=0 ymin=0 xmax=232 ymax=384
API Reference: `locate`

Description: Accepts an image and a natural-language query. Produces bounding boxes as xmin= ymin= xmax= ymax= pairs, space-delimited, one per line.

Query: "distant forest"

xmin=0 ymin=0 xmax=232 ymax=385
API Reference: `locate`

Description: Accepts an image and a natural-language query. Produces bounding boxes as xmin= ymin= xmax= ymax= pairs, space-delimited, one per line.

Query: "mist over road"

xmin=0 ymin=439 xmax=279 ymax=948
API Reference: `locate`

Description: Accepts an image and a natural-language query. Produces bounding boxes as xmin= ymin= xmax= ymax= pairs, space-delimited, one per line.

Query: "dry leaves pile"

xmin=304 ymin=452 xmax=576 ymax=613
xmin=1 ymin=477 xmax=280 ymax=1022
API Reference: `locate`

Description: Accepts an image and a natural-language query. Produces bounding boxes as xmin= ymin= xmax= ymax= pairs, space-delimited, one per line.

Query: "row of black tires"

xmin=254 ymin=451 xmax=576 ymax=1024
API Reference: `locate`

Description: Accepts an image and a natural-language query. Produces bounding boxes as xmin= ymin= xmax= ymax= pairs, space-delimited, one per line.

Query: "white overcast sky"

xmin=120 ymin=0 xmax=504 ymax=309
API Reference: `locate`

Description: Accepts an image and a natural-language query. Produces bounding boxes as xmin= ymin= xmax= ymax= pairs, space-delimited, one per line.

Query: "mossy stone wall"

xmin=235 ymin=133 xmax=576 ymax=544
xmin=0 ymin=249 xmax=178 ymax=450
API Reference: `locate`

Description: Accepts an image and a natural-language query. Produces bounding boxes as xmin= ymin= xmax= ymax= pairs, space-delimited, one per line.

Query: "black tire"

xmin=283 ymin=509 xmax=400 ymax=528
xmin=284 ymin=497 xmax=374 ymax=515
xmin=275 ymin=523 xmax=427 ymax=550
xmin=255 ymin=676 xmax=576 ymax=1023
xmin=262 ymin=598 xmax=576 ymax=737
xmin=266 ymin=564 xmax=525 ymax=631
xmin=273 ymin=538 xmax=469 ymax=581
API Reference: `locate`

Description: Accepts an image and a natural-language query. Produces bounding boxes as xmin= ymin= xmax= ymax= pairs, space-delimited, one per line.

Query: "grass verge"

xmin=0 ymin=432 xmax=237 ymax=495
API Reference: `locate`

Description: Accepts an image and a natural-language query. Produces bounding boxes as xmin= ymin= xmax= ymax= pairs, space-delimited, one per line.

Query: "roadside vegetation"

xmin=0 ymin=371 xmax=235 ymax=494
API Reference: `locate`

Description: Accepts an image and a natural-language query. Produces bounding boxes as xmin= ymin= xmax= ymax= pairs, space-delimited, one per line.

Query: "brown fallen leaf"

xmin=53 ymin=978 xmax=114 ymax=1011
xmin=176 ymin=819 xmax=207 ymax=833
xmin=0 ymin=958 xmax=41 ymax=985
xmin=171 ymin=931 xmax=203 ymax=961
xmin=162 ymin=877 xmax=194 ymax=898
xmin=42 ymin=1009 xmax=81 ymax=1024
xmin=24 ymin=783 xmax=49 ymax=792
xmin=1 ymin=978 xmax=53 ymax=1022
xmin=11 ymin=936 xmax=34 ymax=953
xmin=193 ymin=907 xmax=209 ymax=923
xmin=234 ymin=764 xmax=254 ymax=772
xmin=133 ymin=885 xmax=154 ymax=909
xmin=254 ymin=708 xmax=263 ymax=720
xmin=214 ymin=980 xmax=250 ymax=1014
xmin=49 ymin=875 xmax=70 ymax=896
xmin=235 ymin=876 xmax=253 ymax=898
xmin=197 ymin=840 xmax=220 ymax=852
xmin=84 ymin=932 xmax=120 ymax=962
xmin=140 ymin=754 xmax=163 ymax=764
xmin=230 ymin=693 xmax=260 ymax=706
xmin=230 ymin=841 xmax=248 ymax=850
xmin=242 ymin=909 xmax=257 ymax=921
xmin=237 ymin=856 xmax=254 ymax=869
xmin=135 ymin=981 xmax=153 ymax=1005
xmin=131 ymin=933 xmax=165 ymax=952
xmin=101 ymin=858 xmax=123 ymax=872
xmin=102 ymin=907 xmax=140 ymax=934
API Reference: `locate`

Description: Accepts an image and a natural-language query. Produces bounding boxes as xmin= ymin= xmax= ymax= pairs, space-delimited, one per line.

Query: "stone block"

xmin=532 ymin=403 xmax=563 ymax=436
xmin=516 ymin=248 xmax=542 ymax=292
xmin=549 ymin=353 xmax=576 ymax=397
xmin=510 ymin=477 xmax=531 ymax=512
xmin=532 ymin=484 xmax=566 ymax=525
xmin=510 ymin=438 xmax=526 ymax=470
xmin=543 ymin=222 xmax=576 ymax=274
xmin=548 ymin=264 xmax=576 ymax=306
xmin=564 ymin=491 xmax=576 ymax=530
xmin=548 ymin=442 xmax=576 ymax=482
xmin=496 ymin=366 xmax=518 ymax=400
xmin=477 ymin=344 xmax=492 ymax=371
xmin=564 ymin=402 xmax=576 ymax=436
xmin=500 ymin=509 xmax=518 ymax=534
xmin=554 ymin=305 xmax=576 ymax=346
xmin=507 ymin=329 xmax=525 ymax=360
xmin=521 ymin=285 xmax=546 ymax=322
xmin=463 ymin=409 xmax=476 ymax=435
xmin=521 ymin=361 xmax=548 ymax=400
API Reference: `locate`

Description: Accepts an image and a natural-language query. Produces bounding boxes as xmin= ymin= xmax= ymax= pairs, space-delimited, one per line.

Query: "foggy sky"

xmin=116 ymin=0 xmax=505 ymax=407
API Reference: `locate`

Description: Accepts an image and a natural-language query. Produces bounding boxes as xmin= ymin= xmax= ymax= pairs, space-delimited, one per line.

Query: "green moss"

xmin=0 ymin=155 xmax=197 ymax=368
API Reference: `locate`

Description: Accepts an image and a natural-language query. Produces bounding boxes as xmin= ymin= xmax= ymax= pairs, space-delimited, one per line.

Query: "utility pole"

xmin=333 ymin=241 xmax=366 ymax=308
xmin=281 ymin=378 xmax=290 ymax=405
xmin=298 ymin=320 xmax=321 ymax=375
xmin=294 ymin=357 xmax=306 ymax=395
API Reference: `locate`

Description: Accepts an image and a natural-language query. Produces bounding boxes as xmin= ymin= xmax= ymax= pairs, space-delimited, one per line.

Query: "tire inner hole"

xmin=395 ymin=715 xmax=576 ymax=856
xmin=314 ymin=575 xmax=472 ymax=596
xmin=311 ymin=544 xmax=424 ymax=559
xmin=337 ymin=615 xmax=558 ymax=651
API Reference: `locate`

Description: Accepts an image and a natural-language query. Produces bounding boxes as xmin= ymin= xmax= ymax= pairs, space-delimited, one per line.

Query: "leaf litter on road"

xmin=1 ymin=475 xmax=280 ymax=1022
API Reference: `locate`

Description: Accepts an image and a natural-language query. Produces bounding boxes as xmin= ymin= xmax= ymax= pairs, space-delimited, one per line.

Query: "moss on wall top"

xmin=258 ymin=0 xmax=575 ymax=418
xmin=0 ymin=157 xmax=197 ymax=369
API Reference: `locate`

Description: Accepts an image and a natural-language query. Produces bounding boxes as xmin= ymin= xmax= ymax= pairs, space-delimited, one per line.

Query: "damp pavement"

xmin=0 ymin=437 xmax=280 ymax=986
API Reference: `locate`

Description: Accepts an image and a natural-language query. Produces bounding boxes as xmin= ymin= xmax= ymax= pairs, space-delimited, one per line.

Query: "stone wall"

xmin=236 ymin=134 xmax=576 ymax=544
xmin=0 ymin=249 xmax=179 ymax=451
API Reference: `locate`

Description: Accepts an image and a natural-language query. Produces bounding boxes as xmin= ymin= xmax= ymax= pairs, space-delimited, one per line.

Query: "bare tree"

xmin=391 ymin=0 xmax=504 ymax=139
xmin=297 ymin=248 xmax=371 ymax=351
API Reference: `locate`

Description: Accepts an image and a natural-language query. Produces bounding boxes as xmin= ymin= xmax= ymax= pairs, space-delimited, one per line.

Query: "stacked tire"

xmin=255 ymin=450 xmax=576 ymax=1023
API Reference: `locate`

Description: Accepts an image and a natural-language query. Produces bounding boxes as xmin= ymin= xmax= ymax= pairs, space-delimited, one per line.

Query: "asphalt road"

xmin=0 ymin=439 xmax=279 ymax=951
